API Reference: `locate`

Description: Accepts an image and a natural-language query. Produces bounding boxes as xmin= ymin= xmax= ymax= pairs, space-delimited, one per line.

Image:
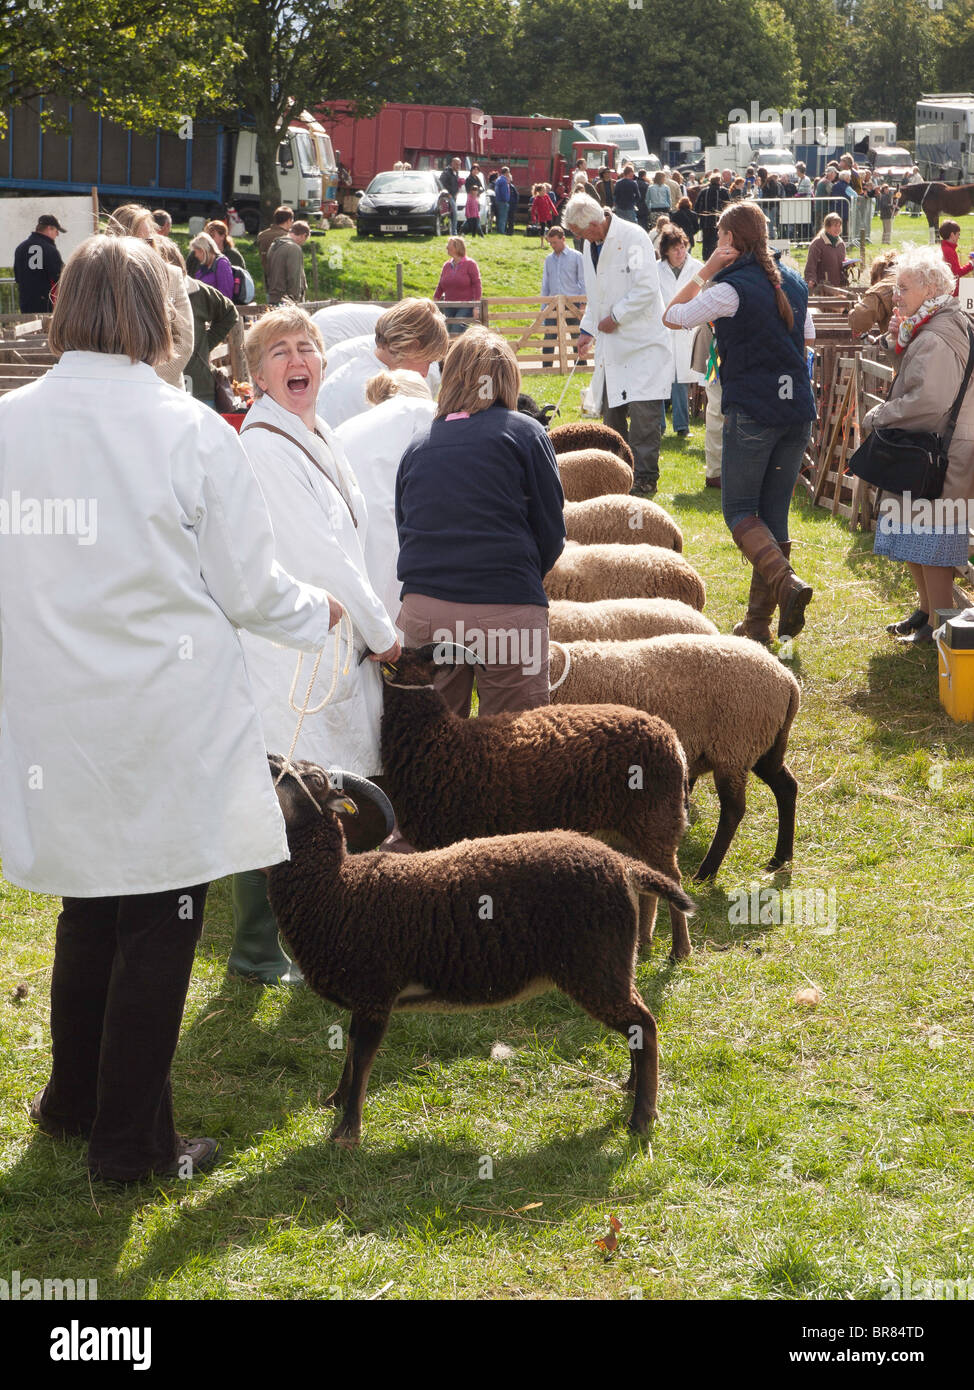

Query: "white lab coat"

xmin=312 ymin=303 xmax=386 ymax=350
xmin=318 ymin=344 xmax=441 ymax=429
xmin=0 ymin=353 xmax=336 ymax=897
xmin=322 ymin=333 xmax=375 ymax=375
xmin=335 ymin=396 xmax=437 ymax=631
xmin=658 ymin=257 xmax=701 ymax=384
xmin=579 ymin=214 xmax=673 ymax=409
xmin=238 ymin=393 xmax=397 ymax=776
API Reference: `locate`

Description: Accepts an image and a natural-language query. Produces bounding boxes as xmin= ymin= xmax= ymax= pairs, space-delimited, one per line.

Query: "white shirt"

xmin=311 ymin=302 xmax=386 ymax=350
xmin=665 ymin=281 xmax=816 ymax=340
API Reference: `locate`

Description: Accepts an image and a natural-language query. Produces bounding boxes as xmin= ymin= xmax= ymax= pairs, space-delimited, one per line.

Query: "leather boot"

xmin=733 ymin=567 xmax=776 ymax=644
xmin=228 ymin=870 xmax=304 ymax=986
xmin=731 ymin=516 xmax=813 ymax=639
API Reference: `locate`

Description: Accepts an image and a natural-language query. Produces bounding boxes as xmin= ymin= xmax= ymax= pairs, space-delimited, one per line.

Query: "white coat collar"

xmin=50 ymin=351 xmax=165 ymax=383
xmin=248 ymin=391 xmax=340 ymax=460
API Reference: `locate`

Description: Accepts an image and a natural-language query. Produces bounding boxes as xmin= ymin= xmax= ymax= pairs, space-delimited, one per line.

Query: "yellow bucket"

xmin=936 ymin=634 xmax=974 ymax=722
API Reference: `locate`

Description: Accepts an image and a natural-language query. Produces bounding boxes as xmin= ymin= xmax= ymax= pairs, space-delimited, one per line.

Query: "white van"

xmin=231 ymin=125 xmax=323 ymax=234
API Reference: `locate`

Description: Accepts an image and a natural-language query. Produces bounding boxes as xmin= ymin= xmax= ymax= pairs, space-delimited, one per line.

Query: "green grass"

xmin=3 ymin=217 xmax=974 ymax=1302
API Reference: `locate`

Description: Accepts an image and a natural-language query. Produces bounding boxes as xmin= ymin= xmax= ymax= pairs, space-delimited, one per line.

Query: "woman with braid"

xmin=663 ymin=201 xmax=817 ymax=643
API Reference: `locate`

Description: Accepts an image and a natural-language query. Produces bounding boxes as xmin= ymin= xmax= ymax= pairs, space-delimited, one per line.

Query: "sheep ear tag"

xmin=326 ymin=791 xmax=358 ymax=817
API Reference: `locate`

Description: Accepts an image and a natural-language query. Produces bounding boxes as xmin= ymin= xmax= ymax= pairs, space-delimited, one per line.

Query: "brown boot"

xmin=733 ymin=567 xmax=776 ymax=644
xmin=731 ymin=516 xmax=813 ymax=639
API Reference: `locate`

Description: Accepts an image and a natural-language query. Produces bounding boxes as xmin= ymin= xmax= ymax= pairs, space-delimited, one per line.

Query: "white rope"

xmin=548 ymin=640 xmax=571 ymax=693
xmin=275 ymin=611 xmax=354 ymax=810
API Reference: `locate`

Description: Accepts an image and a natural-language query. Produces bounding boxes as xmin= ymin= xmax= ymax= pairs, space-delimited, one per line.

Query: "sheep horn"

xmin=329 ymin=771 xmax=396 ymax=838
xmin=413 ymin=641 xmax=481 ymax=667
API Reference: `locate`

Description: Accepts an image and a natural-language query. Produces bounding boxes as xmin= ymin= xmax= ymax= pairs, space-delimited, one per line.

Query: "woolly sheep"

xmin=548 ymin=635 xmax=801 ymax=880
xmin=266 ymin=757 xmax=695 ymax=1145
xmin=548 ymin=598 xmax=718 ymax=644
xmin=557 ymin=449 xmax=633 ymax=502
xmin=549 ymin=420 xmax=635 ymax=469
xmin=545 ymin=542 xmax=706 ymax=610
xmin=377 ymin=645 xmax=693 ymax=955
xmin=516 ymin=392 xmax=558 ymax=427
xmin=564 ymin=495 xmax=683 ymax=551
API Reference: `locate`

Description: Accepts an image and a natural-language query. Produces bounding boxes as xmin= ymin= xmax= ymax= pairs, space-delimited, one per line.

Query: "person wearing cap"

xmin=13 ymin=215 xmax=67 ymax=312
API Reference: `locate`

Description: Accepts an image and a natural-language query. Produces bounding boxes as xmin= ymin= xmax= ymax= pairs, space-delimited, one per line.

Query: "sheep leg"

xmin=637 ymin=893 xmax=658 ymax=947
xmin=752 ymin=753 xmax=798 ymax=870
xmin=323 ymin=1015 xmax=356 ymax=1110
xmin=694 ymin=770 xmax=747 ymax=881
xmin=329 ymin=1010 xmax=390 ymax=1148
xmin=667 ymin=902 xmax=692 ymax=962
xmin=620 ymin=999 xmax=658 ymax=1135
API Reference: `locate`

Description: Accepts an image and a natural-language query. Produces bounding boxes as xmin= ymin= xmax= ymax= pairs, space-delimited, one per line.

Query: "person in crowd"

xmin=669 ymin=195 xmax=700 ymax=249
xmin=433 ymin=235 xmax=482 ymax=335
xmin=663 ymin=200 xmax=817 ymax=643
xmin=645 ymin=170 xmax=671 ymax=229
xmin=867 ymin=247 xmax=974 ymax=643
xmin=848 ymin=250 xmax=899 ymax=338
xmin=493 ymin=166 xmax=513 ymax=236
xmin=186 ymin=219 xmax=246 ymax=278
xmin=833 ymin=169 xmax=853 ymax=236
xmin=265 ymin=219 xmax=310 ymax=304
xmin=904 ymin=166 xmax=924 ymax=217
xmin=440 ymin=157 xmax=463 ymax=236
xmin=4 ymin=236 xmax=342 ymax=1180
xmin=396 ymin=327 xmax=565 ymax=715
xmin=664 ymin=168 xmax=682 ymax=209
xmin=596 ymin=165 xmax=614 ymax=207
xmin=157 ymin=237 xmax=240 ymax=403
xmin=13 ymin=214 xmax=66 ymax=312
xmin=656 ymin=223 xmax=698 ymax=437
xmin=317 ymin=297 xmax=449 ymax=428
xmin=743 ymin=166 xmax=757 ymax=194
xmin=611 ymin=165 xmax=641 ymax=225
xmin=462 ymin=182 xmax=483 ymax=238
xmin=530 ymin=182 xmax=559 ymax=236
xmin=565 ymin=193 xmax=672 ymax=496
xmin=229 ymin=306 xmax=399 ymax=984
xmin=107 ymin=203 xmax=193 ymax=391
xmin=695 ymin=173 xmax=728 ymax=259
xmin=506 ymin=175 xmax=520 ymax=235
xmin=311 ymin=301 xmax=386 ymax=349
xmin=540 ymin=225 xmax=585 ymax=368
xmin=335 ymin=370 xmax=436 ymax=632
xmin=189 ymin=230 xmax=235 ymax=300
xmin=804 ymin=213 xmax=847 ymax=291
xmin=814 ymin=168 xmax=834 ymax=201
xmin=635 ymin=170 xmax=652 ymax=231
xmin=151 ymin=209 xmax=172 ymax=237
xmin=877 ymin=184 xmax=896 ymax=244
xmin=728 ymin=176 xmax=746 ymax=202
xmin=465 ymin=165 xmax=484 ymax=195
xmin=689 ymin=319 xmax=723 ymax=488
xmin=721 ymin=168 xmax=735 ymax=192
xmin=795 ymin=163 xmax=813 ymax=197
xmin=257 ymin=206 xmax=293 ymax=276
xmin=756 ymin=167 xmax=781 ymax=237
xmin=939 ymin=220 xmax=974 ymax=296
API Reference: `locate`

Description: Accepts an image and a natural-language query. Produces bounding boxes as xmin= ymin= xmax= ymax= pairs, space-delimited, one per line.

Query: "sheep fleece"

xmin=549 ymin=420 xmax=635 ymax=468
xmin=556 ymin=449 xmax=634 ymax=502
xmin=545 ymin=543 xmax=706 ymax=610
xmin=548 ymin=598 xmax=718 ymax=643
xmin=564 ymin=495 xmax=683 ymax=551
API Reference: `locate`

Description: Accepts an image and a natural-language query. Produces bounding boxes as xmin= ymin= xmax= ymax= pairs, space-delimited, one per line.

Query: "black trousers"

xmin=39 ymin=883 xmax=208 ymax=1179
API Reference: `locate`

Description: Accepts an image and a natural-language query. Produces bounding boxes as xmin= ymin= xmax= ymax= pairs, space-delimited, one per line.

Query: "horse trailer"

xmin=916 ymin=94 xmax=974 ymax=183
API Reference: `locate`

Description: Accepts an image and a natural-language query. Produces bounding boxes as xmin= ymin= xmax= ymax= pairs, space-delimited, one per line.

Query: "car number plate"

xmin=380 ymin=223 xmax=409 ymax=232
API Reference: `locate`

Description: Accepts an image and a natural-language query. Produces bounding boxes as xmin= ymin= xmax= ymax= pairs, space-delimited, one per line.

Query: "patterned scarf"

xmin=896 ymin=293 xmax=953 ymax=353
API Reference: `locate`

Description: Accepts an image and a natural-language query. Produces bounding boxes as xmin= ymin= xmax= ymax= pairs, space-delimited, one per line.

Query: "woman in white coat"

xmin=0 ymin=237 xmax=342 ymax=1183
xmin=562 ymin=192 xmax=674 ymax=495
xmin=656 ymin=223 xmax=700 ymax=437
xmin=106 ymin=203 xmax=193 ymax=390
xmin=232 ymin=306 xmax=401 ymax=984
xmin=335 ymin=370 xmax=436 ymax=633
xmin=316 ymin=297 xmax=448 ymax=429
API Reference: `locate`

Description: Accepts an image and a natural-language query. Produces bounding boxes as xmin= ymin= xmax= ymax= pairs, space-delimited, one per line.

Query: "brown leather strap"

xmin=241 ymin=419 xmax=357 ymax=527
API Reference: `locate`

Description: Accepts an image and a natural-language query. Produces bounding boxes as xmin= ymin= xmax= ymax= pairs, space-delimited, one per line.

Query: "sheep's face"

xmin=516 ymin=393 xmax=557 ymax=427
xmin=380 ymin=643 xmax=479 ymax=688
xmin=267 ymin=755 xmax=358 ymax=831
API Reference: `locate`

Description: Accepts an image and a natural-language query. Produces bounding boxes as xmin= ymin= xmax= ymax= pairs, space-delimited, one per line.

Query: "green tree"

xmin=777 ymin=0 xmax=852 ymax=124
xmin=847 ymin=0 xmax=943 ymax=136
xmin=937 ymin=0 xmax=974 ymax=91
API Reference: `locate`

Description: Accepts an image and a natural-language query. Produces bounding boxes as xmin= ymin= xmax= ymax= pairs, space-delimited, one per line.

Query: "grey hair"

xmin=563 ymin=194 xmax=608 ymax=232
xmin=896 ymin=244 xmax=955 ymax=301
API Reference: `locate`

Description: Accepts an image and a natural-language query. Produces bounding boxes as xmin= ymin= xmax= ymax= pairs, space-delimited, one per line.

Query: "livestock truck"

xmin=0 ymin=97 xmax=327 ymax=232
xmin=916 ymin=94 xmax=974 ymax=183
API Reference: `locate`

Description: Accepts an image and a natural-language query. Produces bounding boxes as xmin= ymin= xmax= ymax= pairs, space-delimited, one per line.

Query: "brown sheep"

xmin=550 ymin=420 xmax=635 ymax=468
xmin=557 ymin=449 xmax=633 ymax=502
xmin=545 ymin=542 xmax=706 ymax=610
xmin=548 ymin=635 xmax=801 ymax=880
xmin=266 ymin=757 xmax=695 ymax=1145
xmin=564 ymin=495 xmax=683 ymax=551
xmin=549 ymin=598 xmax=718 ymax=643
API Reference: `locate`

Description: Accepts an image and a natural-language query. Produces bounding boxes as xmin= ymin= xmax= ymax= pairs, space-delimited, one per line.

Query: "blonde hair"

xmin=105 ymin=203 xmax=156 ymax=243
xmin=446 ymin=236 xmax=467 ymax=257
xmin=435 ymin=327 xmax=520 ymax=418
xmin=155 ymin=237 xmax=186 ymax=270
xmin=205 ymin=219 xmax=235 ymax=249
xmin=375 ymin=297 xmax=449 ymax=365
xmin=245 ymin=306 xmax=325 ymax=395
xmin=365 ymin=369 xmax=433 ymax=405
xmin=190 ymin=232 xmax=220 ymax=266
xmin=49 ymin=235 xmax=174 ymax=366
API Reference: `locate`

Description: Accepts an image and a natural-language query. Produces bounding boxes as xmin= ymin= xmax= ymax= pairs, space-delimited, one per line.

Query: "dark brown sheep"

xmin=378 ymin=645 xmax=692 ymax=955
xmin=549 ymin=420 xmax=635 ymax=469
xmin=266 ymin=757 xmax=694 ymax=1146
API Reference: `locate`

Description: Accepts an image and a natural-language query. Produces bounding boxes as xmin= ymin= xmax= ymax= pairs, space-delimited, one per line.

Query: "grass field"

xmin=2 ymin=212 xmax=974 ymax=1303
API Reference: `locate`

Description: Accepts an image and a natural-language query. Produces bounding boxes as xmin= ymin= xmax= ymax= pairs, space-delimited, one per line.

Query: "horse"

xmin=896 ymin=181 xmax=974 ymax=231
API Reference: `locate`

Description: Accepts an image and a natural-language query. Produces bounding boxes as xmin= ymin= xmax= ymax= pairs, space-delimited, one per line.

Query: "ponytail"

xmin=718 ymin=201 xmax=794 ymax=331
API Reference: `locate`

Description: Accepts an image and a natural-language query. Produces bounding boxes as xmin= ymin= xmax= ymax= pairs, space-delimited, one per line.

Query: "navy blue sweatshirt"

xmin=395 ymin=405 xmax=566 ymax=606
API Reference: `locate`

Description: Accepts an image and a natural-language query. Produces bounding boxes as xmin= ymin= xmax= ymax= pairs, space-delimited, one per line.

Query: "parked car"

xmin=355 ymin=170 xmax=453 ymax=237
xmin=868 ymin=146 xmax=914 ymax=187
xmin=755 ymin=148 xmax=798 ymax=183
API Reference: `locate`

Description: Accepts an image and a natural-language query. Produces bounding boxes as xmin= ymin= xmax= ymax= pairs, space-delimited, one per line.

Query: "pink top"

xmin=465 ymin=192 xmax=481 ymax=219
xmin=433 ymin=255 xmax=482 ymax=303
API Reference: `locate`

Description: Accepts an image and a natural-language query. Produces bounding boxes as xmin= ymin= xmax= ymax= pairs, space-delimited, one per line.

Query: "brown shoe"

xmin=29 ymin=1088 xmax=91 ymax=1141
xmin=731 ymin=516 xmax=812 ymax=639
xmin=733 ymin=567 xmax=775 ymax=644
xmin=705 ymin=476 xmax=721 ymax=488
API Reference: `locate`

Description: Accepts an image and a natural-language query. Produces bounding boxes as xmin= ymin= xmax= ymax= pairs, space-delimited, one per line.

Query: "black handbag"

xmin=847 ymin=323 xmax=974 ymax=500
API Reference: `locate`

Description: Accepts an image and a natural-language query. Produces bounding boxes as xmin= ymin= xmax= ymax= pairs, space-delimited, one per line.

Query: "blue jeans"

xmin=447 ymin=196 xmax=458 ymax=235
xmin=495 ymin=202 xmax=509 ymax=235
xmin=443 ymin=305 xmax=473 ymax=335
xmin=614 ymin=207 xmax=638 ymax=223
xmin=720 ymin=408 xmax=812 ymax=542
xmin=661 ymin=383 xmax=689 ymax=433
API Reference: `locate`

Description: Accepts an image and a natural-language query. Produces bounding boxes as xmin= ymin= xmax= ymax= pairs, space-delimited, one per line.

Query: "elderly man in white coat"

xmin=335 ymin=369 xmax=437 ymax=633
xmin=0 ymin=237 xmax=343 ymax=1183
xmin=563 ymin=193 xmax=673 ymax=495
xmin=317 ymin=297 xmax=448 ymax=429
xmin=232 ymin=306 xmax=401 ymax=984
